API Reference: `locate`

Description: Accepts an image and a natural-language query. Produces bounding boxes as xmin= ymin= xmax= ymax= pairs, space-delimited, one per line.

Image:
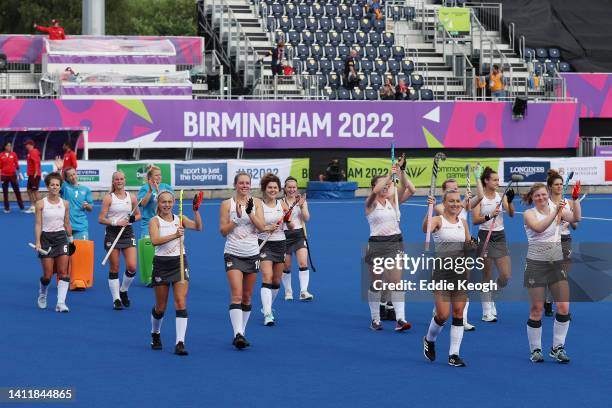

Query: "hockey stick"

xmin=465 ymin=163 xmax=472 ymax=227
xmin=481 ymin=174 xmax=524 ymax=258
xmin=179 ymin=189 xmax=185 ymax=282
xmin=425 ymin=152 xmax=446 ymax=250
xmin=554 ymin=171 xmax=574 ymax=240
xmin=259 ymin=197 xmax=301 ymax=251
xmin=391 ymin=141 xmax=400 ymax=222
xmin=101 ymin=194 xmax=145 ymax=266
xmin=302 ymin=221 xmax=317 ymax=272
xmin=29 ymin=242 xmax=50 ymax=256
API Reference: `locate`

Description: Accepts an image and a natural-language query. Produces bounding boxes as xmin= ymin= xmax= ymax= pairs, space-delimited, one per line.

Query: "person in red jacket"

xmin=55 ymin=142 xmax=77 ymax=172
xmin=33 ymin=19 xmax=66 ymax=40
xmin=25 ymin=140 xmax=42 ymax=213
xmin=0 ymin=142 xmax=25 ymax=213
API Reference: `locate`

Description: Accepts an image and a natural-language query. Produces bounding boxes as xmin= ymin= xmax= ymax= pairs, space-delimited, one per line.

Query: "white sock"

xmin=392 ymin=301 xmax=405 ymax=321
xmin=272 ymin=287 xmax=280 ymax=304
xmin=449 ymin=320 xmax=464 ymax=355
xmin=553 ymin=315 xmax=570 ymax=349
xmin=282 ymin=271 xmax=292 ymax=294
xmin=463 ymin=299 xmax=470 ymax=323
xmin=57 ymin=280 xmax=69 ymax=304
xmin=176 ymin=313 xmax=188 ymax=344
xmin=241 ymin=304 xmax=251 ymax=335
xmin=368 ymin=290 xmax=381 ymax=321
xmin=261 ymin=286 xmax=273 ymax=315
xmin=481 ymin=291 xmax=491 ymax=315
xmin=151 ymin=310 xmax=163 ymax=334
xmin=426 ymin=316 xmax=444 ymax=342
xmin=299 ymin=268 xmax=310 ymax=292
xmin=108 ymin=275 xmax=120 ymax=301
xmin=120 ymin=271 xmax=135 ymax=292
xmin=229 ymin=305 xmax=243 ymax=336
xmin=527 ymin=320 xmax=542 ymax=352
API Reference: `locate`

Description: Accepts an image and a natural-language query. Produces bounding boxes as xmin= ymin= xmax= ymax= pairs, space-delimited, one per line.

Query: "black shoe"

xmin=423 ymin=337 xmax=436 ymax=362
xmin=113 ymin=299 xmax=123 ymax=310
xmin=233 ymin=333 xmax=247 ymax=350
xmin=448 ymin=354 xmax=466 ymax=367
xmin=174 ymin=341 xmax=189 ymax=356
xmin=151 ymin=333 xmax=162 ymax=350
xmin=544 ymin=302 xmax=553 ymax=317
xmin=243 ymin=336 xmax=251 ymax=348
xmin=379 ymin=304 xmax=389 ymax=321
xmin=119 ymin=291 xmax=130 ymax=308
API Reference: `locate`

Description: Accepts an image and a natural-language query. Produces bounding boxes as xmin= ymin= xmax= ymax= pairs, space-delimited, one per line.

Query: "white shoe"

xmin=300 ymin=291 xmax=314 ymax=301
xmin=37 ymin=293 xmax=47 ymax=309
xmin=481 ymin=314 xmax=497 ymax=322
xmin=264 ymin=313 xmax=275 ymax=326
xmin=491 ymin=302 xmax=497 ymax=317
xmin=3 ymin=209 xmax=9 ymax=214
xmin=55 ymin=303 xmax=70 ymax=313
xmin=26 ymin=206 xmax=35 ymax=214
xmin=284 ymin=291 xmax=293 ymax=301
xmin=464 ymin=322 xmax=476 ymax=331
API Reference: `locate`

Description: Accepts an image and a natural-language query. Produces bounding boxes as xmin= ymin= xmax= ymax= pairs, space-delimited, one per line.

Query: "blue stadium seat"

xmin=339 ymin=4 xmax=350 ymax=18
xmin=298 ymin=4 xmax=311 ymax=17
xmin=382 ymin=32 xmax=394 ymax=47
xmin=337 ymin=45 xmax=349 ymax=60
xmin=374 ymin=59 xmax=387 ymax=75
xmin=408 ymin=88 xmax=419 ymax=100
xmin=360 ymin=18 xmax=372 ymax=33
xmin=351 ymin=5 xmax=363 ymax=19
xmin=286 ymin=3 xmax=298 ymax=17
xmin=559 ymin=62 xmax=571 ymax=72
xmin=328 ymin=0 xmax=342 ymax=6
xmin=533 ymin=61 xmax=544 ymax=75
xmin=357 ymin=73 xmax=368 ymax=89
xmin=333 ymin=17 xmax=345 ymax=32
xmin=312 ymin=3 xmax=324 ymax=17
xmin=320 ymin=58 xmax=333 ymax=74
xmin=548 ymin=48 xmax=561 ymax=63
xmin=333 ymin=58 xmax=345 ymax=73
xmin=324 ymin=45 xmax=337 ymax=59
xmin=401 ymin=59 xmax=415 ymax=74
xmin=328 ymin=31 xmax=341 ymax=46
xmin=396 ymin=73 xmax=409 ymax=86
xmin=392 ymin=46 xmax=405 ymax=61
xmin=272 ymin=3 xmax=284 ymax=17
xmin=369 ymin=31 xmax=381 ymax=47
xmin=279 ymin=16 xmax=292 ymax=32
xmin=320 ymin=17 xmax=332 ymax=32
xmin=328 ymin=72 xmax=341 ymax=89
xmin=306 ymin=58 xmax=319 ymax=74
xmin=275 ymin=30 xmax=285 ymax=43
xmin=355 ymin=31 xmax=368 ymax=46
xmin=387 ymin=59 xmax=399 ymax=74
xmin=326 ymin=4 xmax=338 ymax=17
xmin=352 ymin=59 xmax=361 ymax=71
xmin=351 ymin=88 xmax=365 ymax=100
xmin=293 ymin=17 xmax=306 ymax=32
xmin=524 ymin=48 xmax=535 ymax=61
xmin=545 ymin=61 xmax=557 ymax=75
xmin=346 ymin=17 xmax=359 ymax=32
xmin=303 ymin=0 xmax=315 ymax=5
xmin=365 ymin=87 xmax=378 ymax=100
xmin=373 ymin=19 xmax=385 ymax=33
xmin=315 ymin=31 xmax=328 ymax=45
xmin=264 ymin=0 xmax=274 ymax=6
xmin=301 ymin=30 xmax=314 ymax=46
xmin=323 ymin=87 xmax=337 ymax=100
xmin=338 ymin=87 xmax=351 ymax=100
xmin=297 ymin=44 xmax=310 ymax=60
xmin=390 ymin=6 xmax=401 ymax=21
xmin=353 ymin=45 xmax=365 ymax=59
xmin=306 ymin=16 xmax=318 ymax=32
xmin=410 ymin=73 xmax=424 ymax=90
xmin=536 ymin=48 xmax=548 ymax=63
xmin=288 ymin=30 xmax=301 ymax=46
xmin=365 ymin=45 xmax=378 ymax=60
xmin=369 ymin=73 xmax=382 ymax=89
xmin=342 ymin=31 xmax=355 ymax=45
xmin=266 ymin=16 xmax=276 ymax=32
xmin=378 ymin=46 xmax=391 ymax=61
xmin=317 ymin=74 xmax=328 ymax=88
xmin=310 ymin=44 xmax=324 ymax=60
xmin=420 ymin=89 xmax=434 ymax=100
xmin=292 ymin=59 xmax=304 ymax=74
xmin=404 ymin=6 xmax=416 ymax=21
xmin=360 ymin=58 xmax=373 ymax=73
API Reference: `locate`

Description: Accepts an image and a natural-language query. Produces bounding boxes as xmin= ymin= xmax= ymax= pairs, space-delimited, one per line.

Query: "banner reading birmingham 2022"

xmin=0 ymin=100 xmax=579 ymax=149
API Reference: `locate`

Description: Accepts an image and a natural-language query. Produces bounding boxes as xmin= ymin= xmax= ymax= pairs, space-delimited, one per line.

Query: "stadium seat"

xmin=286 ymin=3 xmax=298 ymax=17
xmin=272 ymin=3 xmax=284 ymax=17
xmin=337 ymin=87 xmax=351 ymax=99
xmin=266 ymin=16 xmax=276 ymax=32
xmin=287 ymin=30 xmax=300 ymax=46
xmin=408 ymin=88 xmax=419 ymax=100
xmin=328 ymin=31 xmax=341 ymax=46
xmin=328 ymin=72 xmax=341 ymax=88
xmin=339 ymin=4 xmax=350 ymax=18
xmin=301 ymin=30 xmax=314 ymax=46
xmin=274 ymin=30 xmax=285 ymax=43
xmin=355 ymin=31 xmax=368 ymax=46
xmin=365 ymin=87 xmax=378 ymax=100
xmin=369 ymin=73 xmax=382 ymax=89
xmin=404 ymin=6 xmax=416 ymax=21
xmin=317 ymin=74 xmax=328 ymax=88
xmin=351 ymin=5 xmax=363 ymax=19
xmin=536 ymin=48 xmax=548 ymax=62
xmin=374 ymin=59 xmax=387 ymax=75
xmin=365 ymin=45 xmax=378 ymax=60
xmin=396 ymin=73 xmax=409 ymax=86
xmin=333 ymin=58 xmax=345 ymax=72
xmin=315 ymin=31 xmax=328 ymax=45
xmin=297 ymin=44 xmax=310 ymax=60
xmin=420 ymin=89 xmax=434 ymax=100
xmin=369 ymin=32 xmax=381 ymax=47
xmin=293 ymin=17 xmax=306 ymax=31
xmin=360 ymin=59 xmax=373 ymax=73
xmin=378 ymin=46 xmax=391 ymax=61
xmin=264 ymin=0 xmax=274 ymax=6
xmin=373 ymin=19 xmax=385 ymax=33
xmin=320 ymin=58 xmax=333 ymax=74
xmin=292 ymin=59 xmax=304 ymax=74
xmin=390 ymin=6 xmax=401 ymax=21
xmin=401 ymin=59 xmax=415 ymax=74
xmin=312 ymin=3 xmax=324 ymax=17
xmin=320 ymin=17 xmax=332 ymax=32
xmin=306 ymin=58 xmax=319 ymax=74
xmin=357 ymin=73 xmax=368 ymax=89
xmin=360 ymin=18 xmax=372 ymax=33
xmin=392 ymin=46 xmax=405 ymax=61
xmin=548 ymin=48 xmax=561 ymax=63
xmin=351 ymin=88 xmax=365 ymax=100
xmin=353 ymin=45 xmax=365 ymax=59
xmin=279 ymin=16 xmax=292 ymax=32
xmin=306 ymin=16 xmax=318 ymax=31
xmin=382 ymin=32 xmax=395 ymax=47
xmin=337 ymin=45 xmax=349 ymax=60
xmin=387 ymin=59 xmax=400 ymax=74
xmin=346 ymin=17 xmax=359 ymax=32
xmin=545 ymin=62 xmax=557 ymax=75
xmin=324 ymin=45 xmax=337 ymax=59
xmin=299 ymin=4 xmax=311 ymax=17
xmin=333 ymin=17 xmax=345 ymax=32
xmin=524 ymin=47 xmax=535 ymax=61
xmin=303 ymin=0 xmax=315 ymax=5
xmin=323 ymin=86 xmax=337 ymax=100
xmin=410 ymin=73 xmax=424 ymax=90
xmin=326 ymin=4 xmax=339 ymax=18
xmin=311 ymin=44 xmax=324 ymax=60
xmin=533 ymin=61 xmax=544 ymax=75
xmin=342 ymin=31 xmax=355 ymax=45
xmin=559 ymin=62 xmax=571 ymax=72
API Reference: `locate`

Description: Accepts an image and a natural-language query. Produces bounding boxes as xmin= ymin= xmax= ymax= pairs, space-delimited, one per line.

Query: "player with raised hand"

xmin=138 ymin=165 xmax=174 ymax=239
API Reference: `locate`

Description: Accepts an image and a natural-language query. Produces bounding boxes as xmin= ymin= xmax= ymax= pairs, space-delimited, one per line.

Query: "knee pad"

xmin=527 ymin=319 xmax=542 ymax=328
xmin=151 ymin=307 xmax=164 ymax=320
xmin=176 ymin=309 xmax=188 ymax=318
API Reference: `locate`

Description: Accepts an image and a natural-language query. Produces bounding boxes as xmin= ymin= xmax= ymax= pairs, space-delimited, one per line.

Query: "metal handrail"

xmin=508 ymin=22 xmax=515 ymax=50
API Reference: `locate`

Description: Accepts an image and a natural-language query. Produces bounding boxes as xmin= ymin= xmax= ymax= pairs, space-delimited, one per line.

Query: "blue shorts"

xmin=73 ymin=230 xmax=88 ymax=240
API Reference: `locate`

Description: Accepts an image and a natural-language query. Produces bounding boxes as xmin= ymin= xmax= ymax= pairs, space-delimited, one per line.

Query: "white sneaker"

xmin=481 ymin=314 xmax=497 ymax=322
xmin=464 ymin=322 xmax=476 ymax=331
xmin=300 ymin=291 xmax=314 ymax=301
xmin=3 ymin=209 xmax=9 ymax=214
xmin=37 ymin=293 xmax=47 ymax=309
xmin=264 ymin=313 xmax=275 ymax=326
xmin=26 ymin=206 xmax=35 ymax=214
xmin=284 ymin=291 xmax=293 ymax=301
xmin=55 ymin=303 xmax=70 ymax=313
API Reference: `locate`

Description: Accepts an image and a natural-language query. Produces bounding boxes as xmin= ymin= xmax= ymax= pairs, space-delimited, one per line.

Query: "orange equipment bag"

xmin=68 ymin=240 xmax=94 ymax=290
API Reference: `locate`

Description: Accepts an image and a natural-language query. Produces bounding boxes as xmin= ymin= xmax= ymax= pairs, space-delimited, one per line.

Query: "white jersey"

xmin=42 ymin=197 xmax=66 ymax=232
xmin=524 ymin=207 xmax=562 ymax=261
xmin=283 ymin=198 xmax=303 ymax=230
xmin=154 ymin=215 xmax=183 ymax=256
xmin=433 ymin=215 xmax=466 ymax=256
xmin=367 ymin=199 xmax=401 ymax=237
xmin=259 ymin=200 xmax=286 ymax=241
xmin=459 ymin=208 xmax=468 ymax=221
xmin=107 ymin=192 xmax=132 ymax=224
xmin=479 ymin=192 xmax=504 ymax=231
xmin=224 ymin=198 xmax=259 ymax=257
xmin=549 ymin=198 xmax=571 ymax=236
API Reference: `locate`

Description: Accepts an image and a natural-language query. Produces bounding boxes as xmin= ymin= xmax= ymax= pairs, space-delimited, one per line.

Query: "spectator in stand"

xmin=367 ymin=0 xmax=382 ymax=25
xmin=380 ymin=77 xmax=395 ymax=100
xmin=25 ymin=140 xmax=41 ymax=214
xmin=319 ymin=159 xmax=346 ymax=182
xmin=344 ymin=49 xmax=359 ymax=90
xmin=395 ymin=79 xmax=410 ymax=100
xmin=55 ymin=142 xmax=77 ymax=173
xmin=269 ymin=41 xmax=286 ymax=77
xmin=489 ymin=64 xmax=506 ymax=99
xmin=33 ymin=19 xmax=66 ymax=40
xmin=0 ymin=142 xmax=25 ymax=213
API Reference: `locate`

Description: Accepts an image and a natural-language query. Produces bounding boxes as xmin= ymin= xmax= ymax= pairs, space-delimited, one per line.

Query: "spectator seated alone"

xmin=319 ymin=159 xmax=346 ymax=182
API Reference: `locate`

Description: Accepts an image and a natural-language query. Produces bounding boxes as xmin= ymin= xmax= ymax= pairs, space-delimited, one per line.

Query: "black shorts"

xmin=285 ymin=228 xmax=307 ymax=255
xmin=152 ymin=256 xmax=189 ymax=286
xmin=39 ymin=231 xmax=69 ymax=259
xmin=224 ymin=253 xmax=260 ymax=274
xmin=365 ymin=234 xmax=403 ymax=266
xmin=561 ymin=235 xmax=572 ymax=260
xmin=104 ymin=225 xmax=136 ymax=251
xmin=477 ymin=229 xmax=509 ymax=258
xmin=27 ymin=175 xmax=41 ymax=191
xmin=524 ymin=258 xmax=567 ymax=288
xmin=259 ymin=240 xmax=286 ymax=264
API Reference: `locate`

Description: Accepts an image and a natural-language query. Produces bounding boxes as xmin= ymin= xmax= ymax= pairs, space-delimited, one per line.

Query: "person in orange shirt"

xmin=33 ymin=19 xmax=66 ymax=40
xmin=489 ymin=64 xmax=506 ymax=99
xmin=25 ymin=140 xmax=42 ymax=213
xmin=55 ymin=142 xmax=78 ymax=172
xmin=0 ymin=141 xmax=25 ymax=213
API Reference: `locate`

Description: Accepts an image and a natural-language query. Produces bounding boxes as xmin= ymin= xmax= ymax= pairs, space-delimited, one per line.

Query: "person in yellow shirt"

xmin=489 ymin=64 xmax=506 ymax=99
